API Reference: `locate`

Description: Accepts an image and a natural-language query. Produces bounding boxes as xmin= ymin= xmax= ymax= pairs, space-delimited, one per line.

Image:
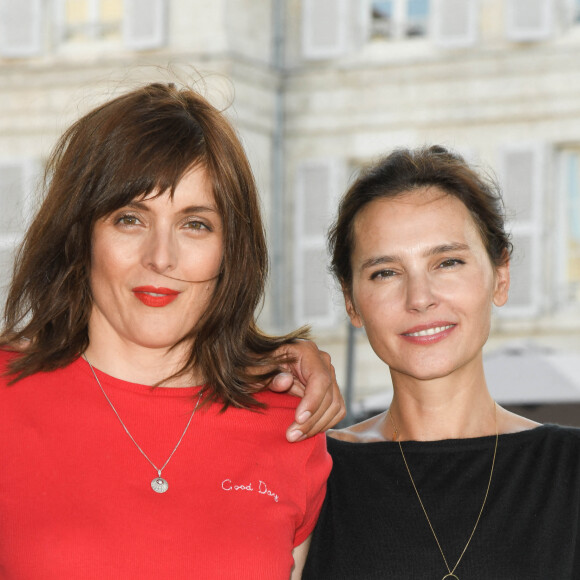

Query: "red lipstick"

xmin=400 ymin=322 xmax=456 ymax=345
xmin=132 ymin=286 xmax=180 ymax=307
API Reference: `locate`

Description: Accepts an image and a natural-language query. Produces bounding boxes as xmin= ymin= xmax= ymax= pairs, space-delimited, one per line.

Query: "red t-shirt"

xmin=0 ymin=351 xmax=331 ymax=579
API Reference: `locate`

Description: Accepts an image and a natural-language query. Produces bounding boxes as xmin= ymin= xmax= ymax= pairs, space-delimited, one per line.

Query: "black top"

xmin=303 ymin=424 xmax=580 ymax=580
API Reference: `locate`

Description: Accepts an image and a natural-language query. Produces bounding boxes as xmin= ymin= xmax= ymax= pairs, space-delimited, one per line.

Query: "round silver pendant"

xmin=151 ymin=477 xmax=169 ymax=493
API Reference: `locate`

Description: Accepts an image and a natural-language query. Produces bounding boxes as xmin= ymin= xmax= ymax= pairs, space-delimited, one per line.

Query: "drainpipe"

xmin=343 ymin=321 xmax=357 ymax=426
xmin=271 ymin=0 xmax=286 ymax=329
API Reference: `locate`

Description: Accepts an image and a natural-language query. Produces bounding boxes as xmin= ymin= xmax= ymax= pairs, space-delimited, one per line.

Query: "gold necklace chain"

xmin=388 ymin=404 xmax=498 ymax=580
xmin=84 ymin=354 xmax=203 ymax=494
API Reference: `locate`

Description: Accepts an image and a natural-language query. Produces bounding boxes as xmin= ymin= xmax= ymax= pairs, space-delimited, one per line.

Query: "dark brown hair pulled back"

xmin=1 ymin=82 xmax=305 ymax=407
xmin=329 ymin=145 xmax=513 ymax=292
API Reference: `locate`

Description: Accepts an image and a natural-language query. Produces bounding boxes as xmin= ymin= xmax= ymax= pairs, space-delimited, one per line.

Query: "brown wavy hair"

xmin=1 ymin=82 xmax=306 ymax=407
xmin=330 ymin=145 xmax=513 ymax=292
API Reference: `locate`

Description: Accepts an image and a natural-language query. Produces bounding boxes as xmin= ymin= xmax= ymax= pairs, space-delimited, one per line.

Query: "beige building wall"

xmin=285 ymin=0 xmax=580 ymax=404
xmin=0 ymin=0 xmax=579 ymax=409
xmin=0 ymin=0 xmax=282 ymax=324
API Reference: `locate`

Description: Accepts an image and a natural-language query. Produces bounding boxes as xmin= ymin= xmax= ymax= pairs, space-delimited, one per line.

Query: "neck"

xmin=83 ymin=337 xmax=201 ymax=388
xmin=387 ymin=366 xmax=496 ymax=441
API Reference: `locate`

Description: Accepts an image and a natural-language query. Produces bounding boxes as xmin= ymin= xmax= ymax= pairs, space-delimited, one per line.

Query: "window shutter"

xmin=352 ymin=0 xmax=372 ymax=47
xmin=0 ymin=0 xmax=43 ymax=57
xmin=294 ymin=159 xmax=343 ymax=327
xmin=0 ymin=245 xmax=16 ymax=304
xmin=431 ymin=0 xmax=478 ymax=48
xmin=555 ymin=150 xmax=580 ymax=306
xmin=302 ymin=0 xmax=350 ymax=59
xmin=497 ymin=144 xmax=546 ymax=318
xmin=0 ymin=160 xmax=37 ymax=239
xmin=0 ymin=159 xmax=38 ymax=304
xmin=123 ymin=0 xmax=167 ymax=50
xmin=505 ymin=0 xmax=553 ymax=41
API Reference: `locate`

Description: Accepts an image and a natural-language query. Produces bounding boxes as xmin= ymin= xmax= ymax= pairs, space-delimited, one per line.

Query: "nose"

xmin=141 ymin=225 xmax=177 ymax=274
xmin=405 ymin=271 xmax=437 ymax=312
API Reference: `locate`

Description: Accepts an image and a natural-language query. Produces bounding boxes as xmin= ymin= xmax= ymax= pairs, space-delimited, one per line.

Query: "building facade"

xmin=0 ymin=0 xmax=579 ymax=405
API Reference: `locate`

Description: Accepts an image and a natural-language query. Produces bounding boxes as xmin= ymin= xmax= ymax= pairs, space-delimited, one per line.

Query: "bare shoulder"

xmin=497 ymin=405 xmax=541 ymax=434
xmin=328 ymin=411 xmax=390 ymax=443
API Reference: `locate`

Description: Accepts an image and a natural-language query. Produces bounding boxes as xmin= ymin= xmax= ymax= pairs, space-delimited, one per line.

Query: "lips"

xmin=401 ymin=322 xmax=456 ymax=344
xmin=132 ymin=286 xmax=180 ymax=307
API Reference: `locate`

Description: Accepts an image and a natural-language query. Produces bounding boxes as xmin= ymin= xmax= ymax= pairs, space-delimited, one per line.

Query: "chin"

xmin=391 ymin=361 xmax=460 ymax=382
xmin=132 ymin=335 xmax=189 ymax=351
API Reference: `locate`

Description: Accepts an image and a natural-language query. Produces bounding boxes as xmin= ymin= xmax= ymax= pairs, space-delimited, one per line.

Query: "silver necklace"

xmin=84 ymin=355 xmax=202 ymax=494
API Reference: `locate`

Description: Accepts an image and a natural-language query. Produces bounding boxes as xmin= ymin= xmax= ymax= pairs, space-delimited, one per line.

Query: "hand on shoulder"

xmin=268 ymin=340 xmax=346 ymax=443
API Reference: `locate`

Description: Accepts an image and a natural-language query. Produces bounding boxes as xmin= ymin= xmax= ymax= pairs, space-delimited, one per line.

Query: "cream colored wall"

xmin=280 ymin=0 xmax=580 ymax=394
xmin=0 ymin=0 xmax=579 ymax=403
xmin=0 ymin=0 xmax=280 ymax=322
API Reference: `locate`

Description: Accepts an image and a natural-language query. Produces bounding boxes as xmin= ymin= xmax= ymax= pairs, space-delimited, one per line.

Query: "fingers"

xmin=269 ymin=372 xmax=306 ymax=398
xmin=286 ymin=352 xmax=346 ymax=442
xmin=286 ymin=389 xmax=346 ymax=442
xmin=266 ymin=339 xmax=346 ymax=442
xmin=268 ymin=372 xmax=295 ymax=392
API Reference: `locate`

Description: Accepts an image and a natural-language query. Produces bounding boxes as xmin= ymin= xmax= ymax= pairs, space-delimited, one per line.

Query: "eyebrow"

xmin=427 ymin=242 xmax=470 ymax=256
xmin=360 ymin=242 xmax=471 ymax=271
xmin=127 ymin=200 xmax=219 ymax=215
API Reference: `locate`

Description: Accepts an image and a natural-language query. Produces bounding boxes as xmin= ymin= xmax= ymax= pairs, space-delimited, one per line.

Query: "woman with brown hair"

xmin=0 ymin=83 xmax=342 ymax=579
xmin=303 ymin=146 xmax=580 ymax=578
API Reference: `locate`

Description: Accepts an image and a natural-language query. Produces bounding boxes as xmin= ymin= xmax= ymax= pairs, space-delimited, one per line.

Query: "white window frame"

xmin=0 ymin=158 xmax=38 ymax=246
xmin=371 ymin=0 xmax=431 ymax=40
xmin=562 ymin=0 xmax=580 ymax=25
xmin=0 ymin=0 xmax=44 ymax=58
xmin=505 ymin=0 xmax=553 ymax=42
xmin=302 ymin=0 xmax=371 ymax=59
xmin=123 ymin=0 xmax=167 ymax=50
xmin=0 ymin=159 xmax=38 ymax=308
xmin=293 ymin=158 xmax=344 ymax=328
xmin=497 ymin=143 xmax=547 ymax=319
xmin=53 ymin=0 xmax=121 ymax=44
xmin=575 ymin=0 xmax=580 ymax=23
xmin=431 ymin=0 xmax=479 ymax=48
xmin=555 ymin=148 xmax=580 ymax=309
xmin=302 ymin=0 xmax=351 ymax=60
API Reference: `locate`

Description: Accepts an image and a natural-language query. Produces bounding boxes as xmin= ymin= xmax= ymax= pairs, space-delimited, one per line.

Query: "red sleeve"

xmin=294 ymin=433 xmax=332 ymax=546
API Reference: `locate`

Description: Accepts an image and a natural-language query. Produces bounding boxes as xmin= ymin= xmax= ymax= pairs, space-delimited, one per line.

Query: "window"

xmin=371 ymin=0 xmax=430 ymax=39
xmin=497 ymin=144 xmax=546 ymax=318
xmin=293 ymin=159 xmax=344 ymax=327
xmin=557 ymin=149 xmax=580 ymax=306
xmin=498 ymin=144 xmax=580 ymax=319
xmin=122 ymin=0 xmax=167 ymax=50
xmin=0 ymin=0 xmax=44 ymax=57
xmin=55 ymin=0 xmax=167 ymax=50
xmin=0 ymin=159 xmax=39 ymax=306
xmin=56 ymin=0 xmax=123 ymax=43
xmin=406 ymin=0 xmax=430 ymax=35
xmin=301 ymin=0 xmax=366 ymax=60
xmin=505 ymin=0 xmax=553 ymax=41
xmin=574 ymin=0 xmax=580 ymax=23
xmin=371 ymin=0 xmax=478 ymax=47
xmin=431 ymin=0 xmax=478 ymax=47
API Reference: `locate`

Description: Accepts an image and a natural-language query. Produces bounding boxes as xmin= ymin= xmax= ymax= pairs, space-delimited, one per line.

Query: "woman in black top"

xmin=303 ymin=146 xmax=580 ymax=579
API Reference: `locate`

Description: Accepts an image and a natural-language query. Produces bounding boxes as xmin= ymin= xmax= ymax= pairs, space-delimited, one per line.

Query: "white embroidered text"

xmin=221 ymin=479 xmax=279 ymax=502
